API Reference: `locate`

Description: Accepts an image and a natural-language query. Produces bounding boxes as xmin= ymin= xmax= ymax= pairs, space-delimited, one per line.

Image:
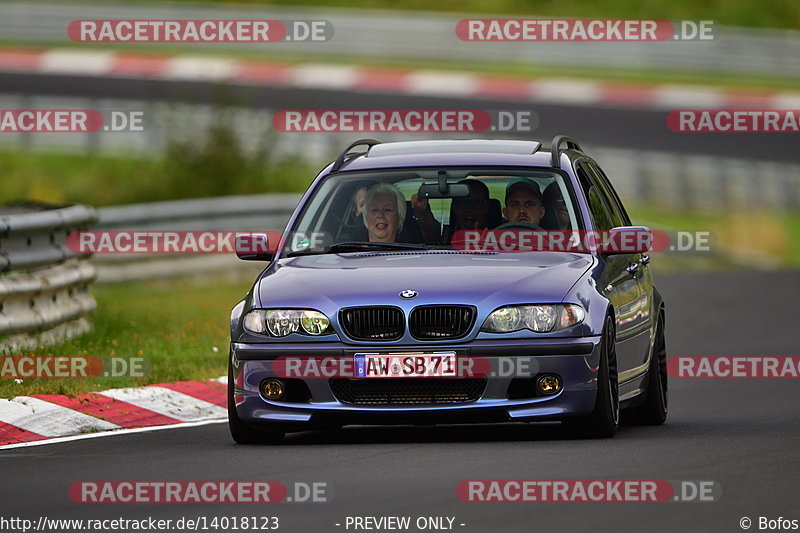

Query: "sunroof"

xmin=367 ymin=140 xmax=541 ymax=157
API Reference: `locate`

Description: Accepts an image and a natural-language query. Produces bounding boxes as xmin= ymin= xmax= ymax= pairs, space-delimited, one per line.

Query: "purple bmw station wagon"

xmin=227 ymin=136 xmax=667 ymax=443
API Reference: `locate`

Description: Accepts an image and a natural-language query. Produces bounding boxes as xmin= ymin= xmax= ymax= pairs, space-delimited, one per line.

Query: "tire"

xmin=228 ymin=355 xmax=284 ymax=445
xmin=563 ymin=315 xmax=619 ymax=438
xmin=628 ymin=313 xmax=668 ymax=425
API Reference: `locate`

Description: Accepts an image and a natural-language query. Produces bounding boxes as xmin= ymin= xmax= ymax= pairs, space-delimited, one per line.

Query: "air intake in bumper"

xmin=330 ymin=378 xmax=486 ymax=405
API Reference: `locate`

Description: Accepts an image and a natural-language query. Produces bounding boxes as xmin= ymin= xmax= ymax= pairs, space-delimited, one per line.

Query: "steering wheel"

xmin=493 ymin=221 xmax=543 ymax=231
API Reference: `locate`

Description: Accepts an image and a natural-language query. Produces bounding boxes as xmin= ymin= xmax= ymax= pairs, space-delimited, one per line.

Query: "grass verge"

xmin=628 ymin=206 xmax=800 ymax=269
xmin=0 ymin=276 xmax=251 ymax=399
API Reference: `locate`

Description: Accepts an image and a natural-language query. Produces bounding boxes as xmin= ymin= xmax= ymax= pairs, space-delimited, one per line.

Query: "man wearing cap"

xmin=503 ymin=178 xmax=546 ymax=227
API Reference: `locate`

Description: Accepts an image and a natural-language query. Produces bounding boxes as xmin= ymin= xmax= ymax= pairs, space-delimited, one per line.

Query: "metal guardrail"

xmin=0 ymin=205 xmax=98 ymax=354
xmin=0 ymin=2 xmax=799 ymax=78
xmin=1 ymin=205 xmax=96 ymax=272
xmin=93 ymin=194 xmax=300 ymax=283
xmin=97 ymin=194 xmax=300 ymax=232
xmin=591 ymin=147 xmax=800 ymax=211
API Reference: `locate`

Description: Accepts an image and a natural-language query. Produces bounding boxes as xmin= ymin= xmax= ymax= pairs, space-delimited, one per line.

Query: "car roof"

xmin=331 ymin=139 xmax=562 ymax=173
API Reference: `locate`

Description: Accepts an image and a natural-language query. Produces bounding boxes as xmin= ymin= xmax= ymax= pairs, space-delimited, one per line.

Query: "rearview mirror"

xmin=417 ymin=183 xmax=470 ymax=199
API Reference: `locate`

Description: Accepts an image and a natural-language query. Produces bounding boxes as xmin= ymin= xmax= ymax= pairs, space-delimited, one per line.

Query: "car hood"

xmin=255 ymin=251 xmax=593 ymax=310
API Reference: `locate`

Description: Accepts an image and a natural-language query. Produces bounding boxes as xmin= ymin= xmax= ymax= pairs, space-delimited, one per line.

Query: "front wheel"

xmin=628 ymin=313 xmax=668 ymax=425
xmin=228 ymin=355 xmax=284 ymax=445
xmin=563 ymin=315 xmax=619 ymax=438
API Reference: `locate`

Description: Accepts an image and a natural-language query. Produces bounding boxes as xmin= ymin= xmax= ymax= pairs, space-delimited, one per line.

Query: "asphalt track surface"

xmin=2 ymin=270 xmax=799 ymax=533
xmin=2 ymin=72 xmax=799 ymax=162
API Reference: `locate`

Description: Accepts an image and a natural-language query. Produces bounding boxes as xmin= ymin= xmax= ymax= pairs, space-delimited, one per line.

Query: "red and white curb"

xmin=0 ymin=377 xmax=228 ymax=449
xmin=1 ymin=47 xmax=799 ymax=110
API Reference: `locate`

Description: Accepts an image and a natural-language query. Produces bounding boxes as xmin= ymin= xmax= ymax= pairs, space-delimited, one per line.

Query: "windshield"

xmin=281 ymin=168 xmax=583 ymax=257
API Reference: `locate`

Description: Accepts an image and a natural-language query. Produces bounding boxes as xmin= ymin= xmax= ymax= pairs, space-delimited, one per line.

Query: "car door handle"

xmin=626 ymin=262 xmax=640 ymax=273
xmin=639 ymin=254 xmax=650 ymax=266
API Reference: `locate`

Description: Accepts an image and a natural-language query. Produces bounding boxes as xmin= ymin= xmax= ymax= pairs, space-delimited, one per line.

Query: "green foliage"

xmin=152 ymin=107 xmax=319 ymax=200
xmin=0 ymin=116 xmax=316 ymax=207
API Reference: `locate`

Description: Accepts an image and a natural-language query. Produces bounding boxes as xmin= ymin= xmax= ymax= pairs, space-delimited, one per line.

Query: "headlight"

xmin=265 ymin=310 xmax=301 ymax=337
xmin=243 ymin=309 xmax=332 ymax=337
xmin=482 ymin=304 xmax=585 ymax=333
xmin=525 ymin=304 xmax=558 ymax=332
xmin=300 ymin=310 xmax=330 ymax=335
xmin=483 ymin=306 xmax=523 ymax=332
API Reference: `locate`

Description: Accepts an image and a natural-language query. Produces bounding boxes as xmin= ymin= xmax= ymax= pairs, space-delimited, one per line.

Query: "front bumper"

xmin=230 ymin=337 xmax=602 ymax=431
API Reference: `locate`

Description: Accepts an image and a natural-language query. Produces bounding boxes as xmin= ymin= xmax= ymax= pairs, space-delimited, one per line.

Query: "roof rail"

xmin=331 ymin=139 xmax=381 ymax=172
xmin=550 ymin=135 xmax=583 ymax=168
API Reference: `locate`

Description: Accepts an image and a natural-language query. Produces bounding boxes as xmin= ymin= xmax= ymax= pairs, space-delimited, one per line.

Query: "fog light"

xmin=261 ymin=379 xmax=285 ymax=400
xmin=537 ymin=375 xmax=562 ymax=395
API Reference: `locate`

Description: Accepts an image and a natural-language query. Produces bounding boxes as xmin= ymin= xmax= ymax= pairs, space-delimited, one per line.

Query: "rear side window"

xmin=588 ymin=162 xmax=631 ymax=226
xmin=576 ymin=163 xmax=616 ymax=231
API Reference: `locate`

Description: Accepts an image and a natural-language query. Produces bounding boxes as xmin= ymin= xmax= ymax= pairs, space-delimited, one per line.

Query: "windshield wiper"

xmin=285 ymin=241 xmax=428 ymax=257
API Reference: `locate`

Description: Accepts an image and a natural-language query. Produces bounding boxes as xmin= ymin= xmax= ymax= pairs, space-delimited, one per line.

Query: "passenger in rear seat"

xmin=543 ymin=181 xmax=572 ymax=230
xmin=411 ymin=179 xmax=495 ymax=242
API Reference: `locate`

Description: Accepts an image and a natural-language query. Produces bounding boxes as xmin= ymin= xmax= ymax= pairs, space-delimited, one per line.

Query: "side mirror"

xmin=235 ymin=232 xmax=274 ymax=261
xmin=602 ymin=226 xmax=652 ymax=254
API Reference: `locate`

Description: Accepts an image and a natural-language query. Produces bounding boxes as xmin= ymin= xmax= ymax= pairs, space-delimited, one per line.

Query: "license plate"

xmin=354 ymin=352 xmax=457 ymax=378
